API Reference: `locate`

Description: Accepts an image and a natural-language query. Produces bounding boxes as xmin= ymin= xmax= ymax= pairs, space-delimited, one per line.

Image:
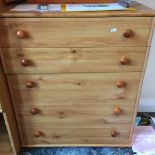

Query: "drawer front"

xmin=0 ymin=17 xmax=151 ymax=47
xmin=1 ymin=47 xmax=146 ymax=74
xmin=20 ymin=123 xmax=131 ymax=145
xmin=8 ymin=72 xmax=141 ymax=103
xmin=17 ymin=100 xmax=135 ymax=125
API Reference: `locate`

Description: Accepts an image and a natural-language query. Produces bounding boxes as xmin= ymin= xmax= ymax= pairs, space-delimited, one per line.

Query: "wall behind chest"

xmin=135 ymin=0 xmax=155 ymax=112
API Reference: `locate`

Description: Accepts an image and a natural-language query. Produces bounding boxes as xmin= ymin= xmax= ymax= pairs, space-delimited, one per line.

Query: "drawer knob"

xmin=31 ymin=108 xmax=39 ymax=115
xmin=114 ymin=107 xmax=122 ymax=115
xmin=116 ymin=81 xmax=127 ymax=88
xmin=111 ymin=130 xmax=118 ymax=137
xmin=21 ymin=59 xmax=30 ymax=67
xmin=16 ymin=30 xmax=26 ymax=39
xmin=26 ymin=81 xmax=35 ymax=88
xmin=34 ymin=131 xmax=43 ymax=137
xmin=123 ymin=29 xmax=133 ymax=38
xmin=120 ymin=57 xmax=131 ymax=65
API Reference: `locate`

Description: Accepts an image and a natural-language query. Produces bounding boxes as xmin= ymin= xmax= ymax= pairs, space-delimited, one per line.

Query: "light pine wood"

xmin=21 ymin=123 xmax=131 ymax=145
xmin=13 ymin=101 xmax=135 ymax=145
xmin=1 ymin=47 xmax=146 ymax=74
xmin=0 ymin=62 xmax=20 ymax=155
xmin=0 ymin=2 xmax=155 ymax=18
xmin=17 ymin=100 xmax=135 ymax=125
xmin=23 ymin=144 xmax=132 ymax=147
xmin=0 ymin=115 xmax=13 ymax=155
xmin=0 ymin=1 xmax=154 ymax=148
xmin=7 ymin=72 xmax=141 ymax=145
xmin=148 ymin=17 xmax=155 ymax=47
xmin=7 ymin=72 xmax=141 ymax=104
xmin=0 ymin=17 xmax=152 ymax=47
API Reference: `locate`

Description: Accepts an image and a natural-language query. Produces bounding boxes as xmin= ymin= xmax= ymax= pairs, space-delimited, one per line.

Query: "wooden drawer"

xmin=7 ymin=72 xmax=141 ymax=104
xmin=0 ymin=17 xmax=151 ymax=48
xmin=20 ymin=123 xmax=131 ymax=145
xmin=1 ymin=47 xmax=146 ymax=74
xmin=17 ymin=100 xmax=135 ymax=126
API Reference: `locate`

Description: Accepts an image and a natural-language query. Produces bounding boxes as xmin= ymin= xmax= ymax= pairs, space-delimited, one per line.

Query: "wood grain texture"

xmin=0 ymin=2 xmax=155 ymax=18
xmin=17 ymin=100 xmax=136 ymax=125
xmin=7 ymin=72 xmax=141 ymax=145
xmin=7 ymin=72 xmax=141 ymax=104
xmin=0 ymin=1 xmax=154 ymax=147
xmin=147 ymin=17 xmax=155 ymax=47
xmin=0 ymin=17 xmax=152 ymax=47
xmin=20 ymin=123 xmax=131 ymax=145
xmin=22 ymin=144 xmax=132 ymax=147
xmin=1 ymin=47 xmax=146 ymax=74
xmin=0 ymin=62 xmax=20 ymax=155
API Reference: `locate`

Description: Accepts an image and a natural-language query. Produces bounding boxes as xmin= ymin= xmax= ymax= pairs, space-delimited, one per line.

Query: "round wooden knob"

xmin=111 ymin=130 xmax=118 ymax=137
xmin=116 ymin=81 xmax=127 ymax=88
xmin=123 ymin=29 xmax=133 ymax=38
xmin=26 ymin=81 xmax=35 ymax=88
xmin=114 ymin=107 xmax=122 ymax=115
xmin=21 ymin=59 xmax=30 ymax=67
xmin=16 ymin=30 xmax=26 ymax=39
xmin=31 ymin=108 xmax=39 ymax=115
xmin=34 ymin=131 xmax=43 ymax=137
xmin=120 ymin=57 xmax=131 ymax=65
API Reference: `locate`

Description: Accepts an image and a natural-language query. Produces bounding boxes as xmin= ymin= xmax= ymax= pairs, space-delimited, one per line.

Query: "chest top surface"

xmin=0 ymin=1 xmax=155 ymax=18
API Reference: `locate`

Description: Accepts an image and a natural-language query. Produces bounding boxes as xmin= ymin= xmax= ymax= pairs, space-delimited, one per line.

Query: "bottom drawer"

xmin=21 ymin=123 xmax=131 ymax=146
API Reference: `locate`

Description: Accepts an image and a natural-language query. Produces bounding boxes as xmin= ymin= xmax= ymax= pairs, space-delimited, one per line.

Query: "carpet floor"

xmin=20 ymin=147 xmax=134 ymax=155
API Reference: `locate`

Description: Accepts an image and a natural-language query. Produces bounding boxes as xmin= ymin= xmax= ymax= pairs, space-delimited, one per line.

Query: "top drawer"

xmin=0 ymin=17 xmax=151 ymax=48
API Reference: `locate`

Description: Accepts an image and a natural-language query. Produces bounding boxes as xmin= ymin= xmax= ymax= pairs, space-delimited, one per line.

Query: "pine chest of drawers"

xmin=0 ymin=2 xmax=155 ymax=149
